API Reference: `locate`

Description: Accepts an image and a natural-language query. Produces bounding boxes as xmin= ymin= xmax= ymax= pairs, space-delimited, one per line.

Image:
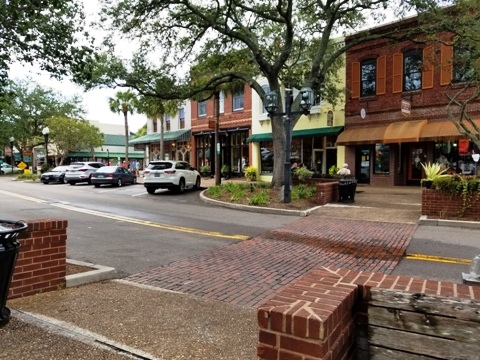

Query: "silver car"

xmin=143 ymin=160 xmax=201 ymax=194
xmin=64 ymin=161 xmax=105 ymax=185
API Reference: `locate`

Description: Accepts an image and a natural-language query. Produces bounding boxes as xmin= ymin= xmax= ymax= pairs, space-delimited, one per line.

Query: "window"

xmin=361 ymin=59 xmax=376 ymax=97
xmin=261 ymin=85 xmax=270 ymax=113
xmin=233 ymin=91 xmax=244 ymax=111
xmin=179 ymin=107 xmax=185 ymax=129
xmin=374 ymin=144 xmax=390 ymax=174
xmin=165 ymin=115 xmax=171 ymax=131
xmin=153 ymin=120 xmax=158 ymax=133
xmin=219 ymin=92 xmax=224 ymax=114
xmin=403 ymin=49 xmax=422 ymax=91
xmin=453 ymin=43 xmax=475 ymax=83
xmin=198 ymin=101 xmax=206 ymax=117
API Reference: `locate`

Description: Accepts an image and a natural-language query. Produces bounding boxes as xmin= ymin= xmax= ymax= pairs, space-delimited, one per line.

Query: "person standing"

xmin=131 ymin=160 xmax=137 ymax=175
xmin=337 ymin=163 xmax=351 ymax=176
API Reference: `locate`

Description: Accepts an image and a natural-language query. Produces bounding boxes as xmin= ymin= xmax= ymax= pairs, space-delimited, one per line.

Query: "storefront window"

xmin=374 ymin=144 xmax=390 ymax=174
xmin=435 ymin=140 xmax=479 ymax=175
xmin=260 ymin=141 xmax=274 ymax=174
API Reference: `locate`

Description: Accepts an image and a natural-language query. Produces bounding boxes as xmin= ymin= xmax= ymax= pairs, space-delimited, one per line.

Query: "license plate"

xmin=154 ymin=173 xmax=161 ymax=177
xmin=97 ymin=175 xmax=104 ymax=178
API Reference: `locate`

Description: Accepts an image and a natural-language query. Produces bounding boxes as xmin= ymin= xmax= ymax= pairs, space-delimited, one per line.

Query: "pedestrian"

xmin=337 ymin=163 xmax=351 ymax=176
xmin=136 ymin=161 xmax=141 ymax=176
xmin=131 ymin=160 xmax=137 ymax=174
xmin=122 ymin=160 xmax=126 ymax=169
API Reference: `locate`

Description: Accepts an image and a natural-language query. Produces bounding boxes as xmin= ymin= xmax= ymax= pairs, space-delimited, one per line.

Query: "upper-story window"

xmin=153 ymin=119 xmax=158 ymax=133
xmin=453 ymin=43 xmax=475 ymax=83
xmin=233 ymin=91 xmax=244 ymax=111
xmin=361 ymin=59 xmax=376 ymax=97
xmin=198 ymin=101 xmax=207 ymax=117
xmin=179 ymin=107 xmax=185 ymax=129
xmin=165 ymin=114 xmax=171 ymax=131
xmin=403 ymin=49 xmax=422 ymax=91
xmin=219 ymin=92 xmax=225 ymax=114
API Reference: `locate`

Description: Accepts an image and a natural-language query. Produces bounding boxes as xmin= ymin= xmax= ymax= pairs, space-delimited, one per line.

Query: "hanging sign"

xmin=208 ymin=120 xmax=215 ymax=129
xmin=401 ymin=100 xmax=411 ymax=117
xmin=458 ymin=139 xmax=469 ymax=154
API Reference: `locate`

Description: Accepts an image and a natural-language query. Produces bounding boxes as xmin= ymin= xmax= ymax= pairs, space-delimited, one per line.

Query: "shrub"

xmin=248 ymin=190 xmax=269 ymax=206
xmin=294 ymin=167 xmax=314 ymax=182
xmin=244 ymin=165 xmax=257 ymax=181
xmin=328 ymin=165 xmax=339 ymax=175
xmin=420 ymin=162 xmax=449 ymax=181
xmin=17 ymin=173 xmax=39 ymax=181
xmin=41 ymin=163 xmax=51 ymax=174
xmin=433 ymin=175 xmax=480 ymax=216
xmin=291 ymin=184 xmax=316 ymax=200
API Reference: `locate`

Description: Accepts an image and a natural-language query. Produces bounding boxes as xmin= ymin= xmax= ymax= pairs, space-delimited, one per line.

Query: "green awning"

xmin=69 ymin=152 xmax=144 ymax=159
xmin=246 ymin=126 xmax=344 ymax=143
xmin=129 ymin=129 xmax=191 ymax=145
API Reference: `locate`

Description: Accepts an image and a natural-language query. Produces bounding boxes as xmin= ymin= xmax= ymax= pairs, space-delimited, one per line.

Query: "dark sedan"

xmin=40 ymin=166 xmax=70 ymax=184
xmin=91 ymin=166 xmax=137 ymax=187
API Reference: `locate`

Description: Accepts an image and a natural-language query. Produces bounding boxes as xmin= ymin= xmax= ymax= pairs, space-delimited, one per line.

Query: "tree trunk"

xmin=214 ymin=91 xmax=221 ymax=186
xmin=123 ymin=111 xmax=129 ymax=165
xmin=160 ymin=115 xmax=165 ymax=160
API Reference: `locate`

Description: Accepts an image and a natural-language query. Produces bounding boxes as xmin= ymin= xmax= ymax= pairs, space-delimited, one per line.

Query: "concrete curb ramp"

xmin=66 ymin=259 xmax=117 ymax=288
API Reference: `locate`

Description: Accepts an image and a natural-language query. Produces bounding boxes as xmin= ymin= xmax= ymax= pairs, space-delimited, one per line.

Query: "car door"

xmin=183 ymin=162 xmax=196 ymax=186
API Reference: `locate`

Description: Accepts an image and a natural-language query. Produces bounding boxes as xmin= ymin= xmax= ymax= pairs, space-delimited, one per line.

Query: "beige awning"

xmin=383 ymin=120 xmax=428 ymax=144
xmin=420 ymin=120 xmax=480 ymax=141
xmin=336 ymin=126 xmax=388 ymax=145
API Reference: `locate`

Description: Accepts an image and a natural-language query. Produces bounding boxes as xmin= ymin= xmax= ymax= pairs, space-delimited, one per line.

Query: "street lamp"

xmin=42 ymin=127 xmax=49 ymax=168
xmin=9 ymin=136 xmax=14 ymax=169
xmin=264 ymin=86 xmax=314 ymax=203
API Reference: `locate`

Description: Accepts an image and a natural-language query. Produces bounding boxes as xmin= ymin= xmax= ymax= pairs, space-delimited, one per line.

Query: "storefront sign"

xmin=208 ymin=120 xmax=215 ymax=129
xmin=458 ymin=138 xmax=470 ymax=154
xmin=401 ymin=100 xmax=411 ymax=117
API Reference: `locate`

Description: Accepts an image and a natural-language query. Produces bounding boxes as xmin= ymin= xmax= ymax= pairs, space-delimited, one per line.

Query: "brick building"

xmin=191 ymin=85 xmax=252 ymax=176
xmin=339 ymin=17 xmax=480 ymax=186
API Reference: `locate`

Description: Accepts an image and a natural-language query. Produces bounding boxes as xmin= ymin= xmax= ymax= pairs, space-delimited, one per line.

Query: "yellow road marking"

xmin=406 ymin=253 xmax=472 ymax=265
xmin=1 ymin=190 xmax=249 ymax=241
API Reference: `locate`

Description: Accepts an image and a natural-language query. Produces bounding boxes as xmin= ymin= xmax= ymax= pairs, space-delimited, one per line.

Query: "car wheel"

xmin=62 ymin=176 xmax=68 ymax=184
xmin=94 ymin=184 xmax=100 ymax=188
xmin=42 ymin=181 xmax=49 ymax=185
xmin=177 ymin=178 xmax=186 ymax=193
xmin=194 ymin=176 xmax=201 ymax=190
xmin=69 ymin=181 xmax=76 ymax=185
xmin=132 ymin=177 xmax=137 ymax=185
xmin=146 ymin=187 xmax=156 ymax=194
xmin=0 ymin=170 xmax=4 ymax=175
xmin=117 ymin=178 xmax=122 ymax=187
xmin=87 ymin=175 xmax=92 ymax=185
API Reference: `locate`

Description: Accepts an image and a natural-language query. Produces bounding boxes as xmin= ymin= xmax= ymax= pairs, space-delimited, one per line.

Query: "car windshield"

xmin=96 ymin=166 xmax=117 ymax=173
xmin=52 ymin=166 xmax=68 ymax=172
xmin=148 ymin=162 xmax=173 ymax=170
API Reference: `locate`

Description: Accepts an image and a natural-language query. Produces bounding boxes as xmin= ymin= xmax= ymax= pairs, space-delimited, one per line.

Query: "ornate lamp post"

xmin=9 ymin=137 xmax=14 ymax=169
xmin=264 ymin=86 xmax=314 ymax=203
xmin=42 ymin=127 xmax=50 ymax=168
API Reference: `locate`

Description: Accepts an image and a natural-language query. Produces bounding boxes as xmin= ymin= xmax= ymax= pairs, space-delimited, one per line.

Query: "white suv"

xmin=143 ymin=160 xmax=201 ymax=194
xmin=65 ymin=162 xmax=105 ymax=185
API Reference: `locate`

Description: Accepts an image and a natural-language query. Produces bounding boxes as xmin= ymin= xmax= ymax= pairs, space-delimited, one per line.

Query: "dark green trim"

xmin=247 ymin=126 xmax=344 ymax=143
xmin=129 ymin=129 xmax=191 ymax=145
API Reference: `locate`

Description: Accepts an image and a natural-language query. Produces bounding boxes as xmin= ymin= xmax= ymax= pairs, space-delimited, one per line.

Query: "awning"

xmin=383 ymin=120 xmax=428 ymax=144
xmin=129 ymin=129 xmax=191 ymax=145
xmin=68 ymin=151 xmax=145 ymax=159
xmin=246 ymin=126 xmax=344 ymax=143
xmin=336 ymin=126 xmax=388 ymax=145
xmin=420 ymin=120 xmax=480 ymax=141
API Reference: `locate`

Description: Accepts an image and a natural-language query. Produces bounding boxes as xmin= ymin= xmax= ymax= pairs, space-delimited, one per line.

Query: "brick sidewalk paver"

xmin=125 ymin=216 xmax=417 ymax=308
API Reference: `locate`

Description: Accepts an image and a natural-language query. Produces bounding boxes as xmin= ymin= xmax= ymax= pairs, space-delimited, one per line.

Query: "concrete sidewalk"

xmin=0 ymin=183 xmax=470 ymax=359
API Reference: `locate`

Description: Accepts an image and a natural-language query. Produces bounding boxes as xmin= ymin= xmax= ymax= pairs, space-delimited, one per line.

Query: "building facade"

xmin=340 ymin=17 xmax=480 ymax=186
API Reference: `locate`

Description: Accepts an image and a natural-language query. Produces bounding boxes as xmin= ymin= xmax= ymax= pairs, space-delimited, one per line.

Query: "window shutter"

xmin=392 ymin=53 xmax=403 ymax=93
xmin=351 ymin=62 xmax=360 ymax=99
xmin=376 ymin=56 xmax=386 ymax=95
xmin=422 ymin=46 xmax=434 ymax=89
xmin=440 ymin=43 xmax=453 ymax=86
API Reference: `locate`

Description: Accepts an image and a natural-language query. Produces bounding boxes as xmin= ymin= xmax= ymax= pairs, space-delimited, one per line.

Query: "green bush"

xmin=291 ymin=184 xmax=316 ymax=200
xmin=248 ymin=190 xmax=269 ymax=206
xmin=244 ymin=165 xmax=257 ymax=181
xmin=41 ymin=163 xmax=51 ymax=174
xmin=294 ymin=167 xmax=314 ymax=182
xmin=328 ymin=165 xmax=339 ymax=175
xmin=17 ymin=173 xmax=39 ymax=181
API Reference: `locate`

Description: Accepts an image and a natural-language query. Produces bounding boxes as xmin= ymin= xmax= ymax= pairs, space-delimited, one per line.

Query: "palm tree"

xmin=108 ymin=90 xmax=137 ymax=165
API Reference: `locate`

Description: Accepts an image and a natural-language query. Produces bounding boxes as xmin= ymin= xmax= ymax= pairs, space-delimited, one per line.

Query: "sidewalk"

xmin=0 ymin=183 xmax=466 ymax=359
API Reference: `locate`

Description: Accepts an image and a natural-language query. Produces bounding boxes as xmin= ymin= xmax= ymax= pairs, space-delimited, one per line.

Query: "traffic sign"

xmin=17 ymin=161 xmax=27 ymax=170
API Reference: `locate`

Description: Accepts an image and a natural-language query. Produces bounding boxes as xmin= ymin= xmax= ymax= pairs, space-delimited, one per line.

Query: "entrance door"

xmin=313 ymin=150 xmax=323 ymax=174
xmin=356 ymin=148 xmax=370 ymax=184
xmin=408 ymin=146 xmax=427 ymax=182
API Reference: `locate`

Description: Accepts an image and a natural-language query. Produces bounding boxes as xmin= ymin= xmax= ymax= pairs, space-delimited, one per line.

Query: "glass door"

xmin=356 ymin=148 xmax=370 ymax=184
xmin=408 ymin=146 xmax=427 ymax=182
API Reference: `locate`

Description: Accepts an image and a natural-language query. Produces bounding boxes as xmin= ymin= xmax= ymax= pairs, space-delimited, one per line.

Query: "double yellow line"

xmin=406 ymin=253 xmax=472 ymax=265
xmin=0 ymin=190 xmax=249 ymax=241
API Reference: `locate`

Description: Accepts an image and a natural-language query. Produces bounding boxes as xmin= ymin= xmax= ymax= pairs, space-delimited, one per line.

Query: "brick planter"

xmin=422 ymin=189 xmax=480 ymax=221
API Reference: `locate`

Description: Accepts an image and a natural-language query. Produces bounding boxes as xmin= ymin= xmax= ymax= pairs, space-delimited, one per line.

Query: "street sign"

xmin=17 ymin=161 xmax=27 ymax=170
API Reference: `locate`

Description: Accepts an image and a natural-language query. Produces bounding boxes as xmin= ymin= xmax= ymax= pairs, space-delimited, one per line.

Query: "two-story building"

xmin=340 ymin=16 xmax=480 ymax=186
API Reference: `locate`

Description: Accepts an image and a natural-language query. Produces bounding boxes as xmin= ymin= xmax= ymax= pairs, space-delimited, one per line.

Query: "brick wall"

xmin=422 ymin=189 xmax=480 ymax=221
xmin=8 ymin=219 xmax=68 ymax=299
xmin=257 ymin=267 xmax=480 ymax=360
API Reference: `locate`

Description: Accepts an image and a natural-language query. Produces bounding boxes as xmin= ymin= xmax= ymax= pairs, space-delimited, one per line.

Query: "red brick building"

xmin=339 ymin=17 xmax=480 ymax=186
xmin=191 ymin=85 xmax=252 ymax=176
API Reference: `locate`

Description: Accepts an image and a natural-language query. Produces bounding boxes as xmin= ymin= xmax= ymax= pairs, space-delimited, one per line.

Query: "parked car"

xmin=40 ymin=166 xmax=70 ymax=184
xmin=91 ymin=166 xmax=137 ymax=187
xmin=0 ymin=163 xmax=21 ymax=174
xmin=64 ymin=161 xmax=105 ymax=185
xmin=143 ymin=160 xmax=201 ymax=194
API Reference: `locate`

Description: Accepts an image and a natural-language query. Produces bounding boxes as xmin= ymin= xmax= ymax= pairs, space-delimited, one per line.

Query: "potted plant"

xmin=294 ymin=167 xmax=314 ymax=183
xmin=420 ymin=162 xmax=449 ymax=188
xmin=244 ymin=165 xmax=257 ymax=181
xmin=200 ymin=165 xmax=210 ymax=178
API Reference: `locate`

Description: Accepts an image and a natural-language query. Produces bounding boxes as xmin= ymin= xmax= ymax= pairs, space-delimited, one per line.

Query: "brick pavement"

xmin=125 ymin=215 xmax=417 ymax=308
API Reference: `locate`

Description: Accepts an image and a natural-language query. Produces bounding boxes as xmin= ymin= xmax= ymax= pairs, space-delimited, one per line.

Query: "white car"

xmin=143 ymin=160 xmax=201 ymax=194
xmin=1 ymin=163 xmax=21 ymax=174
xmin=64 ymin=161 xmax=105 ymax=185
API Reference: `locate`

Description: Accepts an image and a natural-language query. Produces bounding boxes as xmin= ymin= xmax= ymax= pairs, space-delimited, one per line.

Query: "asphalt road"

xmin=0 ymin=176 xmax=298 ymax=277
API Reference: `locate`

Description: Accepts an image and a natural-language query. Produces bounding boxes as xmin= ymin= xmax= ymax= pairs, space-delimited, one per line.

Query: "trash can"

xmin=338 ymin=178 xmax=358 ymax=203
xmin=0 ymin=220 xmax=27 ymax=326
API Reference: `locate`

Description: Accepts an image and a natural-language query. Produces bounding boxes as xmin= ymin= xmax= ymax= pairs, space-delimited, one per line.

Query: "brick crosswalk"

xmin=125 ymin=216 xmax=417 ymax=308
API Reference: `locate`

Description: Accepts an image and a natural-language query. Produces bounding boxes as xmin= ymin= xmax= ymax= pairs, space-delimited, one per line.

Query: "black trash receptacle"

xmin=338 ymin=179 xmax=358 ymax=203
xmin=0 ymin=220 xmax=27 ymax=326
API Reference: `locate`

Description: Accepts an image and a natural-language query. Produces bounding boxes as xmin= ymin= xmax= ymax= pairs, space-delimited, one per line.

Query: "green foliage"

xmin=294 ymin=167 xmax=314 ymax=181
xmin=221 ymin=164 xmax=230 ymax=173
xmin=433 ymin=175 xmax=480 ymax=217
xmin=244 ymin=165 xmax=257 ymax=181
xmin=229 ymin=187 xmax=247 ymax=202
xmin=40 ymin=163 xmax=51 ymax=174
xmin=248 ymin=190 xmax=269 ymax=206
xmin=201 ymin=165 xmax=210 ymax=175
xmin=291 ymin=184 xmax=317 ymax=200
xmin=328 ymin=165 xmax=339 ymax=175
xmin=17 ymin=173 xmax=39 ymax=181
xmin=420 ymin=162 xmax=449 ymax=181
xmin=206 ymin=186 xmax=223 ymax=199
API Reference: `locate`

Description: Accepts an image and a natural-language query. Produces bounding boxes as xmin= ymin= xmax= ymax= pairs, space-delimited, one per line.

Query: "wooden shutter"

xmin=422 ymin=46 xmax=434 ymax=89
xmin=440 ymin=43 xmax=453 ymax=86
xmin=392 ymin=53 xmax=403 ymax=93
xmin=376 ymin=56 xmax=386 ymax=95
xmin=351 ymin=62 xmax=360 ymax=99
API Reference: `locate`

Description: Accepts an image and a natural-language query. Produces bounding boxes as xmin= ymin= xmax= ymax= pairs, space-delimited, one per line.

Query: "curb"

xmin=66 ymin=259 xmax=117 ymax=288
xmin=199 ymin=189 xmax=322 ymax=217
xmin=419 ymin=215 xmax=480 ymax=229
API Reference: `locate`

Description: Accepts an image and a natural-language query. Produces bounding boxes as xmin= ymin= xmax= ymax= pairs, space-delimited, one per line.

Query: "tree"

xmin=108 ymin=90 xmax=137 ymax=165
xmin=88 ymin=0 xmax=448 ymax=188
xmin=46 ymin=116 xmax=104 ymax=165
xmin=0 ymin=0 xmax=93 ymax=93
